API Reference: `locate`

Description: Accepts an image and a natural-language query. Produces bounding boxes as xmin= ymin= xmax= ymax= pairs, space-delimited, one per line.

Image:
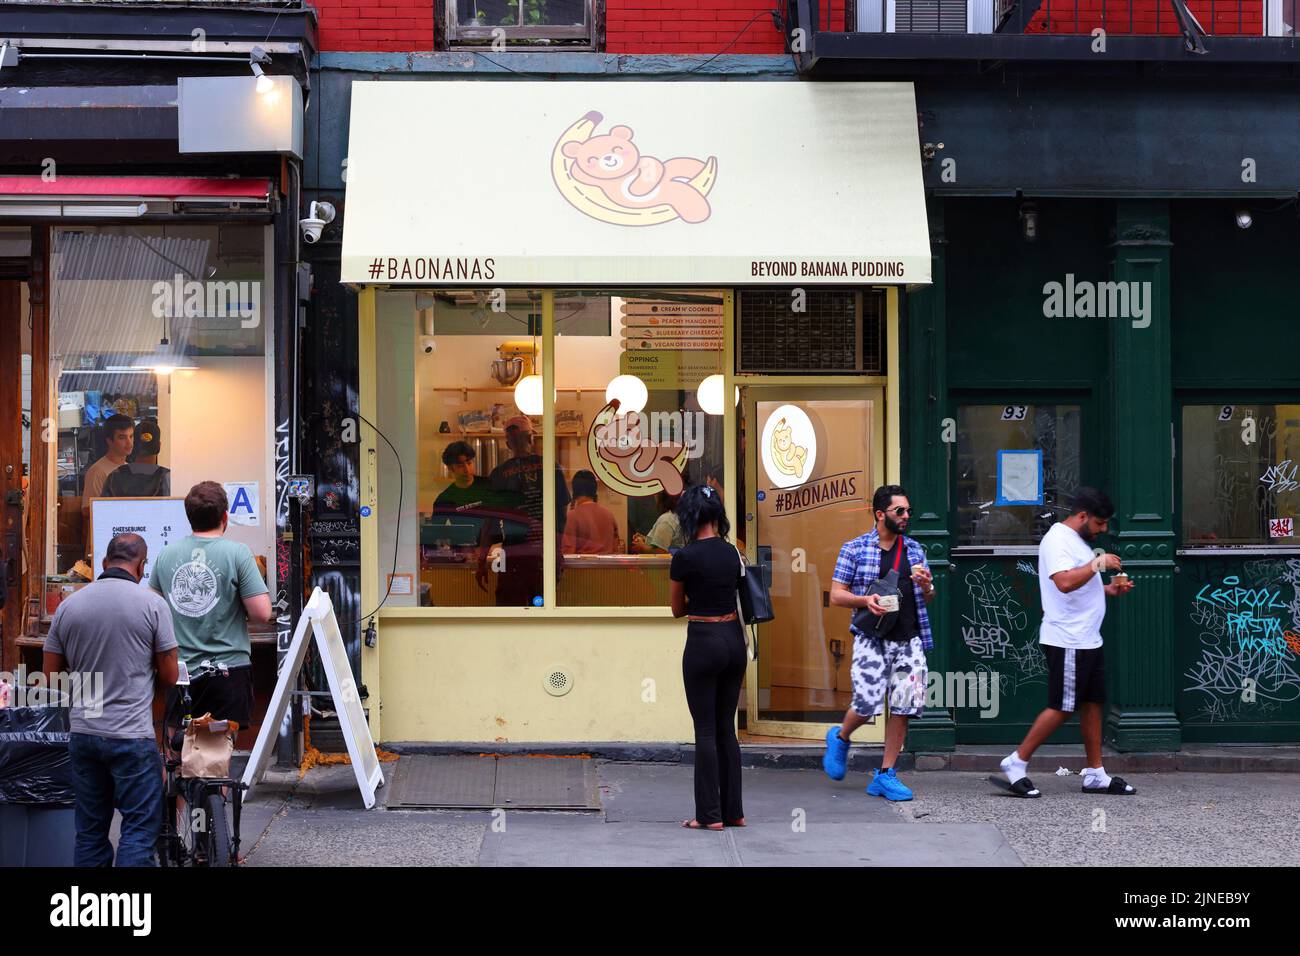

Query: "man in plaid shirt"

xmin=822 ymin=484 xmax=936 ymax=801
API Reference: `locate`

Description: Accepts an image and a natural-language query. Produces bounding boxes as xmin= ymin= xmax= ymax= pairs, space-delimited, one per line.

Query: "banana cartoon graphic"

xmin=769 ymin=418 xmax=808 ymax=479
xmin=552 ymin=112 xmax=717 ymax=227
xmin=587 ymin=399 xmax=689 ymax=497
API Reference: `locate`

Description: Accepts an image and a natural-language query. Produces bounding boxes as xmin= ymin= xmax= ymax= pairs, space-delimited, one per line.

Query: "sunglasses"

xmin=885 ymin=507 xmax=912 ymax=516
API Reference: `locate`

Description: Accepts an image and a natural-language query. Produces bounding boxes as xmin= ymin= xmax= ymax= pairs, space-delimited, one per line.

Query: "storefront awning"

xmin=341 ymin=81 xmax=931 ymax=286
xmin=0 ymin=176 xmax=272 ymax=218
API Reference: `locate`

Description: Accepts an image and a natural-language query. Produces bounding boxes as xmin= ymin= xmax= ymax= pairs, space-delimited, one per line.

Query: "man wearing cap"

xmin=103 ymin=418 xmax=171 ymax=498
xmin=480 ymin=416 xmax=570 ymax=606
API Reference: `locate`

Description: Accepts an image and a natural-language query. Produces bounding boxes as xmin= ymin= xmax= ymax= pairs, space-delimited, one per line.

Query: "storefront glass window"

xmin=553 ymin=290 xmax=724 ymax=607
xmin=380 ymin=287 xmax=727 ymax=609
xmin=382 ymin=289 xmax=547 ymax=608
xmin=955 ymin=404 xmax=1082 ymax=546
xmin=46 ymin=224 xmax=272 ymax=607
xmin=1181 ymin=404 xmax=1300 ymax=546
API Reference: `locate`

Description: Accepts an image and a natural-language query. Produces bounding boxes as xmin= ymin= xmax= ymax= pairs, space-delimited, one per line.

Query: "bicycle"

xmin=157 ymin=660 xmax=247 ymax=868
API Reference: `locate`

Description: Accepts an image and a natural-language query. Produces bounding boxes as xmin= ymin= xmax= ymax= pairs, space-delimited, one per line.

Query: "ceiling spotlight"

xmin=1235 ymin=208 xmax=1253 ymax=230
xmin=250 ymin=45 xmax=274 ymax=95
xmin=1019 ymin=202 xmax=1039 ymax=242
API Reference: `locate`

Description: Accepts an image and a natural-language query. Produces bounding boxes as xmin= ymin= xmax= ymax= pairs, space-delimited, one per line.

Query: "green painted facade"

xmin=904 ymin=197 xmax=1300 ymax=750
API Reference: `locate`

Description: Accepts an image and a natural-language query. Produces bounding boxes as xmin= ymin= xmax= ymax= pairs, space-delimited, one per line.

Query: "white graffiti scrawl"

xmin=1183 ymin=560 xmax=1300 ymax=721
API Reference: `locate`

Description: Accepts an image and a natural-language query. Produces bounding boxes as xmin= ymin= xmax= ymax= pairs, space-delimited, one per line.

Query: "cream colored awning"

xmin=342 ymin=80 xmax=930 ymax=286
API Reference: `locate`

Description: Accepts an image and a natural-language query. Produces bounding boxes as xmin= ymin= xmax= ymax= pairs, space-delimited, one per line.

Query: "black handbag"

xmin=732 ymin=545 xmax=773 ymax=662
xmin=851 ymin=541 xmax=904 ymax=638
xmin=734 ymin=545 xmax=774 ymax=625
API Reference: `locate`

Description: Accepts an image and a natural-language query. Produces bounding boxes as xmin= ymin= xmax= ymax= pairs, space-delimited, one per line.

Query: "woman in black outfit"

xmin=669 ymin=483 xmax=746 ymax=830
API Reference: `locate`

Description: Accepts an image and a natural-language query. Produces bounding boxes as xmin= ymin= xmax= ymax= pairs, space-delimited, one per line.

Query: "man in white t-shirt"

xmin=999 ymin=487 xmax=1137 ymax=797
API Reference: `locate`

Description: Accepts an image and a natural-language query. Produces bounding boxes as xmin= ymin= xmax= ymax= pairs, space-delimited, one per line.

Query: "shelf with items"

xmin=444 ymin=431 xmax=585 ymax=439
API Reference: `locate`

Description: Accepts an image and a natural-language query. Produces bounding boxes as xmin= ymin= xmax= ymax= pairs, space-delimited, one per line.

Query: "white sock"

xmin=1083 ymin=766 xmax=1111 ymax=789
xmin=1001 ymin=751 xmax=1028 ymax=784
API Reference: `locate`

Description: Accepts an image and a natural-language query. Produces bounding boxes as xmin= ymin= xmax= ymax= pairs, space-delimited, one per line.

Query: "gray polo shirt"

xmin=43 ymin=568 xmax=177 ymax=739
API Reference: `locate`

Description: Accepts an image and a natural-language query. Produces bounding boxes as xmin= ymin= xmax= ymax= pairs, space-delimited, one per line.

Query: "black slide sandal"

xmin=1082 ymin=776 xmax=1136 ymax=795
xmin=987 ymin=775 xmax=1041 ymax=798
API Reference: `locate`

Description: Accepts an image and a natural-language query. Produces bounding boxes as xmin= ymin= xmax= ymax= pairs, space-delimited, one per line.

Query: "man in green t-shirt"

xmin=150 ymin=480 xmax=272 ymax=729
xmin=434 ymin=440 xmax=497 ymax=510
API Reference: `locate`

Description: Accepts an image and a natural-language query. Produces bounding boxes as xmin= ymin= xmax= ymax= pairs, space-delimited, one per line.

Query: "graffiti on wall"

xmin=959 ymin=563 xmax=1046 ymax=695
xmin=1183 ymin=558 xmax=1300 ymax=722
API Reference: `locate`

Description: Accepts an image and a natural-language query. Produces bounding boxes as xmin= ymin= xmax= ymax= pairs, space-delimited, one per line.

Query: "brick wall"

xmin=1024 ymin=0 xmax=1265 ymax=35
xmin=313 ymin=0 xmax=436 ymax=52
xmin=312 ymin=0 xmax=849 ymax=53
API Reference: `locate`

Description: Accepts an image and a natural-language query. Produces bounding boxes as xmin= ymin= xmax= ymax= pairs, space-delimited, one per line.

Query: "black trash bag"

xmin=0 ymin=702 xmax=75 ymax=805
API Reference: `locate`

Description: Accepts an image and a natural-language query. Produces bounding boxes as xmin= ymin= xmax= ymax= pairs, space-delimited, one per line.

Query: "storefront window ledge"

xmin=376 ymin=606 xmax=677 ymax=620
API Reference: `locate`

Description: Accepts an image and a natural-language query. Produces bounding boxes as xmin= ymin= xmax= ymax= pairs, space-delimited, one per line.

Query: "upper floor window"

xmin=447 ymin=0 xmax=595 ymax=48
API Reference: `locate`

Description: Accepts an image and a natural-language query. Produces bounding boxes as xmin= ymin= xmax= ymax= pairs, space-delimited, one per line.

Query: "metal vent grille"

xmin=543 ymin=666 xmax=573 ymax=697
xmin=894 ymin=0 xmax=969 ymax=32
xmin=737 ymin=289 xmax=883 ymax=374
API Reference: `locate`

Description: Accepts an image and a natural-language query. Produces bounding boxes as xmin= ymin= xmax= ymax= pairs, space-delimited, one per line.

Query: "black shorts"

xmin=1044 ymin=644 xmax=1105 ymax=713
xmin=166 ymin=665 xmax=255 ymax=730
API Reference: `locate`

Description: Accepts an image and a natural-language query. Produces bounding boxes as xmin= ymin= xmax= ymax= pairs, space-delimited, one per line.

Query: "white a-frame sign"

xmin=242 ymin=587 xmax=384 ymax=808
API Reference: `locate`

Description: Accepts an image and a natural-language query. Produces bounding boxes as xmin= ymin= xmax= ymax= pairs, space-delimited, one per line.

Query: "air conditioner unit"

xmin=858 ymin=0 xmax=993 ymax=33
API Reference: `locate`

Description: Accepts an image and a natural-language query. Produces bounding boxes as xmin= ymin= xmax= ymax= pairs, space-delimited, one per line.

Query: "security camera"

xmin=420 ymin=335 xmax=436 ymax=354
xmin=300 ymin=201 xmax=336 ymax=244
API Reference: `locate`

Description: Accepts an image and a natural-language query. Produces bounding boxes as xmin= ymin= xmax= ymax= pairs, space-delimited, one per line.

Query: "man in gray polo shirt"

xmin=43 ymin=533 xmax=179 ymax=867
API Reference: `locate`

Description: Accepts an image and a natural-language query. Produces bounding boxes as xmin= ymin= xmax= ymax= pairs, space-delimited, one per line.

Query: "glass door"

xmin=741 ymin=386 xmax=885 ymax=739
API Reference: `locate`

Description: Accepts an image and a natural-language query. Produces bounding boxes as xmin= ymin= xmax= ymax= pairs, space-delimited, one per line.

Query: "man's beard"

xmin=1077 ymin=522 xmax=1095 ymax=541
xmin=884 ymin=514 xmax=906 ymax=535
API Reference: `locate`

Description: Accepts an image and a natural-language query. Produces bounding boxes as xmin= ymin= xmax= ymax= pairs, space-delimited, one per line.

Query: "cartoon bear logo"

xmin=551 ymin=111 xmax=717 ymax=227
xmin=586 ymin=399 xmax=688 ymax=497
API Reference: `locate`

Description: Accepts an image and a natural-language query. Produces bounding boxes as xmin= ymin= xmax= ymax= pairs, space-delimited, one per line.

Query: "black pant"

xmin=682 ymin=620 xmax=747 ymax=825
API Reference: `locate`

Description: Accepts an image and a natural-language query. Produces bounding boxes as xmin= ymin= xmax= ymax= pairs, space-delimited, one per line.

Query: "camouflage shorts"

xmin=850 ymin=633 xmax=928 ymax=718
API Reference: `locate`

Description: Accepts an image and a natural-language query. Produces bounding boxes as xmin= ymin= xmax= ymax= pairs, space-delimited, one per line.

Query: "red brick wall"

xmin=313 ymin=0 xmax=436 ymax=52
xmin=607 ymin=0 xmax=848 ymax=54
xmin=312 ymin=0 xmax=849 ymax=54
xmin=1025 ymin=0 xmax=1264 ymax=36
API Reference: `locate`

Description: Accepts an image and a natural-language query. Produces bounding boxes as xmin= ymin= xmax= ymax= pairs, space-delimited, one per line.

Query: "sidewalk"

xmin=237 ymin=754 xmax=1300 ymax=867
xmin=379 ymin=740 xmax=1300 ymax=773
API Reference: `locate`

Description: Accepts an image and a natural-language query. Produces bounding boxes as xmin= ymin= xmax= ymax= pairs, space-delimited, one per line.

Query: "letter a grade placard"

xmin=242 ymin=587 xmax=384 ymax=808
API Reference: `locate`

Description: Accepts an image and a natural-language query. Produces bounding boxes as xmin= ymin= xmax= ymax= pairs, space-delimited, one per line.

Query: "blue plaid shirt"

xmin=831 ymin=530 xmax=934 ymax=650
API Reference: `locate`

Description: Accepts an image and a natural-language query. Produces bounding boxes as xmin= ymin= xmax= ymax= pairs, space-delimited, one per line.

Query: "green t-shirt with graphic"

xmin=149 ymin=534 xmax=268 ymax=669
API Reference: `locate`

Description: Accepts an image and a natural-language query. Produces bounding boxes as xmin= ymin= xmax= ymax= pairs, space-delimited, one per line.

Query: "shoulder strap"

xmin=734 ymin=542 xmax=746 ymax=577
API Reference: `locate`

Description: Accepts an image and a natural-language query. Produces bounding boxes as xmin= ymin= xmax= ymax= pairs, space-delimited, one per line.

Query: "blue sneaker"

xmin=866 ymin=767 xmax=913 ymax=801
xmin=822 ymin=726 xmax=850 ymax=781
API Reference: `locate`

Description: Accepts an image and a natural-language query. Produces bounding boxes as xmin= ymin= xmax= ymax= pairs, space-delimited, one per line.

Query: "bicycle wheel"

xmin=204 ymin=792 xmax=233 ymax=867
xmin=174 ymin=785 xmax=201 ymax=865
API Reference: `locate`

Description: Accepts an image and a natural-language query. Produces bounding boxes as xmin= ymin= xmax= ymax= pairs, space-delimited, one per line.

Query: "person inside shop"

xmin=103 ymin=418 xmax=171 ymax=498
xmin=434 ymin=440 xmax=495 ymax=510
xmin=561 ymin=470 xmax=622 ymax=555
xmin=631 ymin=490 xmax=684 ymax=554
xmin=477 ymin=416 xmax=570 ymax=605
xmin=81 ymin=414 xmax=135 ymax=535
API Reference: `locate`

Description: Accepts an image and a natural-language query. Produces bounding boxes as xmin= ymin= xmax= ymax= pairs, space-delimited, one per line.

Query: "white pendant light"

xmin=514 ymin=374 xmax=544 ymax=416
xmin=697 ymin=374 xmax=737 ymax=416
xmin=604 ymin=374 xmax=648 ymax=415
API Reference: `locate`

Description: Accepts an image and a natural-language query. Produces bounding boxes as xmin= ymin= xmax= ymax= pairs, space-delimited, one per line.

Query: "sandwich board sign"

xmin=242 ymin=587 xmax=384 ymax=808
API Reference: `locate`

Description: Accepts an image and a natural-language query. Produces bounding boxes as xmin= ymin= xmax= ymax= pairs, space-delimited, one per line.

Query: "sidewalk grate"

xmin=387 ymin=755 xmax=601 ymax=810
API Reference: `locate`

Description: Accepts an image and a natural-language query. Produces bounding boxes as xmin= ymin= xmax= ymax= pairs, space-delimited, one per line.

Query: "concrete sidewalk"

xmin=237 ymin=756 xmax=1300 ymax=867
xmin=382 ymin=740 xmax=1300 ymax=774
